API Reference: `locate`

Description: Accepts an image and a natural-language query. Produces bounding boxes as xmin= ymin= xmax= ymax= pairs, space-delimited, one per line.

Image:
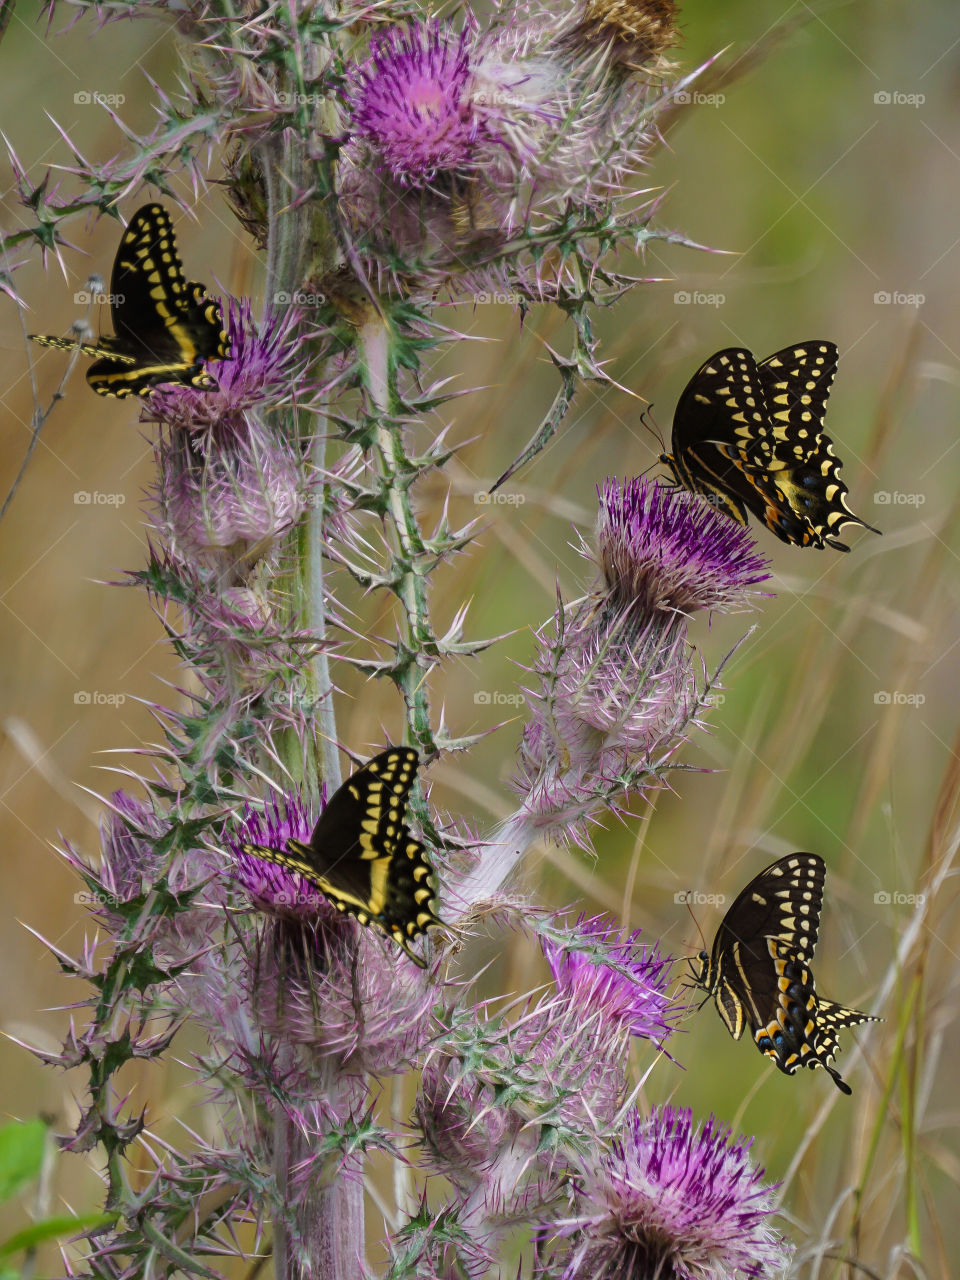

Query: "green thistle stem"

xmin=261 ymin=117 xmax=359 ymax=1276
xmin=359 ymin=313 xmax=437 ymax=763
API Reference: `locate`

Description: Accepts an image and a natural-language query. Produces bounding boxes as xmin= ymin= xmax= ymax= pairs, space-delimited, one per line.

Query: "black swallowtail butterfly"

xmin=660 ymin=342 xmax=880 ymax=550
xmin=30 ymin=203 xmax=231 ymax=398
xmin=694 ymin=853 xmax=879 ymax=1093
xmin=242 ymin=747 xmax=442 ymax=967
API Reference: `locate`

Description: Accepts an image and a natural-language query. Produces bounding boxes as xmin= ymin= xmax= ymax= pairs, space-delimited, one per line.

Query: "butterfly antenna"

xmin=680 ymin=891 xmax=709 ymax=954
xmin=638 ymin=403 xmax=666 ymax=452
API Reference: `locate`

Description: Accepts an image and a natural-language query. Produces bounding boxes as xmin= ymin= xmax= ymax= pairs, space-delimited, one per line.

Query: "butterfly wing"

xmin=701 ymin=854 xmax=823 ymax=1045
xmin=709 ymin=853 xmax=825 ymax=970
xmin=665 ymin=347 xmax=772 ymax=527
xmin=30 ymin=204 xmax=231 ymax=398
xmin=700 ymin=854 xmax=877 ymax=1092
xmin=252 ymin=747 xmax=441 ymax=965
xmin=751 ymin=341 xmax=879 ymax=550
xmin=85 ymin=204 xmax=230 ymax=397
xmin=666 ymin=343 xmax=878 ymax=550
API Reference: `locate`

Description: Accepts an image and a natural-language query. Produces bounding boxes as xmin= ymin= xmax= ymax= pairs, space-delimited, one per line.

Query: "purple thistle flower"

xmin=228 ymin=793 xmax=329 ymax=919
xmin=347 ymin=22 xmax=489 ymax=186
xmin=462 ymin=477 xmax=766 ymax=893
xmin=144 ymin=299 xmax=311 ymax=431
xmin=550 ymin=1105 xmax=792 ymax=1280
xmin=597 ymin=477 xmax=771 ymax=616
xmin=542 ymin=915 xmax=682 ymax=1046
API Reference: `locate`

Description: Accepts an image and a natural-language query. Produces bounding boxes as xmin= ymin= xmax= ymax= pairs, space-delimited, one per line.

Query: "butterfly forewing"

xmin=697 ymin=854 xmax=876 ymax=1093
xmin=756 ymin=341 xmax=837 ymax=448
xmin=243 ymin=748 xmax=442 ymax=966
xmin=664 ymin=342 xmax=878 ymax=550
xmin=30 ymin=203 xmax=231 ymax=398
xmin=708 ymin=853 xmax=824 ymax=970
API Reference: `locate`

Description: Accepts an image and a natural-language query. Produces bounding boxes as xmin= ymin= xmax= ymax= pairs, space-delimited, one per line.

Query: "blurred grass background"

xmin=1 ymin=0 xmax=959 ymax=1274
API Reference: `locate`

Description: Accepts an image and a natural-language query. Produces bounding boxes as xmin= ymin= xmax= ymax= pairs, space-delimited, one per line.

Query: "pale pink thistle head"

xmin=155 ymin=417 xmax=305 ymax=570
xmin=550 ymin=1105 xmax=792 ymax=1279
xmin=417 ymin=1050 xmax=521 ymax=1190
xmin=97 ymin=790 xmax=166 ymax=903
xmin=513 ymin=603 xmax=697 ymax=846
xmin=248 ymin=919 xmax=438 ymax=1074
xmin=417 ymin=1045 xmax=565 ymax=1222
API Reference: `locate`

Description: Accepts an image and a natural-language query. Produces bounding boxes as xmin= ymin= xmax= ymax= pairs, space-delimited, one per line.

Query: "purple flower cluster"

xmin=15 ymin=0 xmax=803 ymax=1273
xmin=597 ymin=476 xmax=771 ymax=616
xmin=548 ymin=1106 xmax=792 ymax=1279
xmin=347 ymin=23 xmax=487 ymax=186
xmin=337 ymin=9 xmax=678 ymax=284
xmin=543 ymin=914 xmax=682 ymax=1046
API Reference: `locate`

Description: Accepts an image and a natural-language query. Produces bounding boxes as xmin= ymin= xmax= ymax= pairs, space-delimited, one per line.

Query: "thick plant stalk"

xmin=359 ymin=312 xmax=437 ymax=759
xmin=260 ymin=129 xmax=359 ymax=1278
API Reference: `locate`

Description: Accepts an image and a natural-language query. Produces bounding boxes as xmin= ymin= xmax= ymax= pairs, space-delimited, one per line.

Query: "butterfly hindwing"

xmin=663 ymin=342 xmax=878 ymax=550
xmin=29 ymin=203 xmax=231 ymax=398
xmin=243 ymin=748 xmax=441 ymax=966
xmin=696 ymin=854 xmax=877 ymax=1093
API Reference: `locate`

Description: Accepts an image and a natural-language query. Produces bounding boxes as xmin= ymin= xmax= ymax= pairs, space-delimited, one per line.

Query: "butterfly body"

xmin=30 ymin=203 xmax=231 ymax=398
xmin=662 ymin=343 xmax=879 ymax=550
xmin=242 ymin=748 xmax=442 ymax=967
xmin=695 ymin=853 xmax=878 ymax=1093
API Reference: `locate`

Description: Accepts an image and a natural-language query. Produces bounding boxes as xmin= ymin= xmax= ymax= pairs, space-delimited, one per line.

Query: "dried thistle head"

xmin=570 ymin=0 xmax=680 ymax=72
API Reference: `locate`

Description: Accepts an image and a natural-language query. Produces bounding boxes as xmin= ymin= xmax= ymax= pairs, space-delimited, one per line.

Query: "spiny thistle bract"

xmin=6 ymin=0 xmax=804 ymax=1275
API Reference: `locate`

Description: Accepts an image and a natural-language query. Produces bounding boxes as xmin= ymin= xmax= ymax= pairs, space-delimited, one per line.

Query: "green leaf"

xmin=0 ymin=1212 xmax=117 ymax=1258
xmin=0 ymin=1119 xmax=46 ymax=1203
